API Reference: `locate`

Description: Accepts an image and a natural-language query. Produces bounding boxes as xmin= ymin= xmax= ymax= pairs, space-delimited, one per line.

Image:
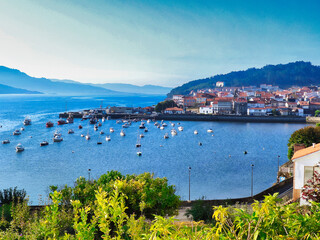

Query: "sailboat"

xmin=105 ymin=135 xmax=111 ymax=141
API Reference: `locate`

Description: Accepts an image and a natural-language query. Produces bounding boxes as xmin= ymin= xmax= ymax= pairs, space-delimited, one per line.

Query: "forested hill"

xmin=168 ymin=61 xmax=320 ymax=97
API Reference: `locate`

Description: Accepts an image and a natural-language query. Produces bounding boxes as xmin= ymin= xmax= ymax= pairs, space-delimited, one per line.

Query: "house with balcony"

xmin=199 ymin=105 xmax=214 ymax=114
xmin=164 ymin=107 xmax=185 ymax=114
xmin=247 ymin=108 xmax=267 ymax=116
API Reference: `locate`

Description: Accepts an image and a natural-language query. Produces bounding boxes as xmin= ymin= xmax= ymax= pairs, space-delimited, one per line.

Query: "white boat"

xmin=53 ymin=135 xmax=63 ymax=142
xmin=154 ymin=122 xmax=159 ymax=126
xmin=13 ymin=130 xmax=21 ymax=135
xmin=68 ymin=129 xmax=74 ymax=134
xmin=144 ymin=128 xmax=148 ymax=132
xmin=15 ymin=144 xmax=24 ymax=152
xmin=100 ymin=131 xmax=104 ymax=135
xmin=160 ymin=126 xmax=165 ymax=130
xmin=139 ymin=123 xmax=145 ymax=129
xmin=207 ymin=129 xmax=213 ymax=133
xmin=162 ymin=123 xmax=167 ymax=127
xmin=194 ymin=130 xmax=198 ymax=135
xmin=20 ymin=127 xmax=25 ymax=131
xmin=164 ymin=133 xmax=169 ymax=139
xmin=171 ymin=129 xmax=177 ymax=135
xmin=54 ymin=130 xmax=61 ymax=137
xmin=122 ymin=123 xmax=130 ymax=128
xmin=110 ymin=127 xmax=114 ymax=133
xmin=85 ymin=134 xmax=90 ymax=140
xmin=81 ymin=134 xmax=84 ymax=137
xmin=2 ymin=139 xmax=10 ymax=144
xmin=178 ymin=126 xmax=184 ymax=131
xmin=105 ymin=135 xmax=111 ymax=141
xmin=147 ymin=119 xmax=151 ymax=123
xmin=120 ymin=130 xmax=125 ymax=136
xmin=23 ymin=118 xmax=31 ymax=126
xmin=137 ymin=151 xmax=142 ymax=156
xmin=171 ymin=123 xmax=175 ymax=127
xmin=140 ymin=134 xmax=144 ymax=138
xmin=94 ymin=124 xmax=98 ymax=131
xmin=102 ymin=117 xmax=105 ymax=122
xmin=40 ymin=141 xmax=49 ymax=146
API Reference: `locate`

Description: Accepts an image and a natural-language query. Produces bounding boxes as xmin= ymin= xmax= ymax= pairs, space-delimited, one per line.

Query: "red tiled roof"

xmin=292 ymin=143 xmax=320 ymax=161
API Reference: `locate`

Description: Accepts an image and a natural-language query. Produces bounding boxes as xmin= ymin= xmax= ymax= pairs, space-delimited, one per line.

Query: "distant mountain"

xmin=168 ymin=61 xmax=320 ymax=97
xmin=0 ymin=66 xmax=121 ymax=95
xmin=0 ymin=83 xmax=42 ymax=94
xmin=91 ymin=83 xmax=172 ymax=95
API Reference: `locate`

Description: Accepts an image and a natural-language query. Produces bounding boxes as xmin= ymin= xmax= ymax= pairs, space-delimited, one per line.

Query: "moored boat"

xmin=105 ymin=135 xmax=111 ymax=141
xmin=207 ymin=129 xmax=213 ymax=133
xmin=94 ymin=124 xmax=98 ymax=131
xmin=164 ymin=133 xmax=169 ymax=139
xmin=13 ymin=129 xmax=21 ymax=135
xmin=57 ymin=119 xmax=66 ymax=125
xmin=171 ymin=129 xmax=177 ymax=135
xmin=53 ymin=135 xmax=63 ymax=142
xmin=23 ymin=118 xmax=31 ymax=126
xmin=144 ymin=128 xmax=148 ymax=132
xmin=16 ymin=144 xmax=24 ymax=152
xmin=110 ymin=127 xmax=114 ymax=133
xmin=85 ymin=134 xmax=90 ymax=140
xmin=120 ymin=130 xmax=125 ymax=136
xmin=78 ymin=125 xmax=83 ymax=129
xmin=178 ymin=126 xmax=183 ymax=131
xmin=67 ymin=117 xmax=74 ymax=124
xmin=194 ymin=130 xmax=198 ymax=135
xmin=46 ymin=121 xmax=54 ymax=128
xmin=68 ymin=129 xmax=74 ymax=134
xmin=100 ymin=131 xmax=104 ymax=135
xmin=40 ymin=141 xmax=49 ymax=146
xmin=2 ymin=139 xmax=10 ymax=144
xmin=20 ymin=127 xmax=25 ymax=131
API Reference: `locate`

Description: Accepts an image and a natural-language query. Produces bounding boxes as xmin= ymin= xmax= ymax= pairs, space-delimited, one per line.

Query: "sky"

xmin=0 ymin=0 xmax=319 ymax=87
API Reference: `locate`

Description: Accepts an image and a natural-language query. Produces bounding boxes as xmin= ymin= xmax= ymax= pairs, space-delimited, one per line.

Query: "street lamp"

xmin=188 ymin=167 xmax=191 ymax=202
xmin=251 ymin=164 xmax=254 ymax=198
xmin=88 ymin=169 xmax=91 ymax=181
xmin=277 ymin=155 xmax=280 ymax=183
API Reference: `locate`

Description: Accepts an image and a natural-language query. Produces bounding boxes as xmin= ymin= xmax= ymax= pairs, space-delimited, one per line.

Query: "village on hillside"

xmin=165 ymin=82 xmax=320 ymax=116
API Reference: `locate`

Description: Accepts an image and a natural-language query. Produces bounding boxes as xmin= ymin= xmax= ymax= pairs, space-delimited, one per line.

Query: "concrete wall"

xmin=306 ymin=117 xmax=320 ymax=123
xmin=157 ymin=114 xmax=306 ymax=123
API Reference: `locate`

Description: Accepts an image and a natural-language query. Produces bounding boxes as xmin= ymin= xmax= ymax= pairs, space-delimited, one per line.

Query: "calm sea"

xmin=0 ymin=95 xmax=307 ymax=204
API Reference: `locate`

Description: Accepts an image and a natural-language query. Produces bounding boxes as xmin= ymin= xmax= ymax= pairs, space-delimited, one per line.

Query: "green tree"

xmin=315 ymin=110 xmax=320 ymax=117
xmin=155 ymin=100 xmax=177 ymax=113
xmin=287 ymin=126 xmax=320 ymax=160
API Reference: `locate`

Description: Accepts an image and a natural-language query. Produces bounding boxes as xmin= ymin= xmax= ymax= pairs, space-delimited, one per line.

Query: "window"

xmin=304 ymin=166 xmax=313 ymax=185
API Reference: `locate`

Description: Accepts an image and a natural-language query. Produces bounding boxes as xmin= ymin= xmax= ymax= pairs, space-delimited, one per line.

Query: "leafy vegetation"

xmin=185 ymin=198 xmax=215 ymax=223
xmin=154 ymin=100 xmax=177 ymax=112
xmin=302 ymin=171 xmax=320 ymax=203
xmin=0 ymin=187 xmax=26 ymax=205
xmin=168 ymin=61 xmax=320 ymax=96
xmin=287 ymin=126 xmax=320 ymax=160
xmin=50 ymin=171 xmax=180 ymax=219
xmin=0 ymin=191 xmax=320 ymax=239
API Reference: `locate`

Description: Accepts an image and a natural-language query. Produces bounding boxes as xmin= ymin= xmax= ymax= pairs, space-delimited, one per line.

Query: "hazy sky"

xmin=0 ymin=0 xmax=319 ymax=87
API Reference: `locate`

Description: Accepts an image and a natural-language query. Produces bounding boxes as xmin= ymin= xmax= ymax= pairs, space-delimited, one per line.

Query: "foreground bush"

xmin=0 ymin=187 xmax=320 ymax=239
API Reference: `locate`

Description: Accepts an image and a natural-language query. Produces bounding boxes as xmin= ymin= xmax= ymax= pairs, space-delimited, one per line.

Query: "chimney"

xmin=313 ymin=143 xmax=316 ymax=148
xmin=294 ymin=143 xmax=305 ymax=153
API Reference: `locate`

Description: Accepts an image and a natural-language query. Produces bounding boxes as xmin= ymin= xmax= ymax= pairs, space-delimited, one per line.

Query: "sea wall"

xmin=157 ymin=114 xmax=306 ymax=123
xmin=306 ymin=116 xmax=320 ymax=123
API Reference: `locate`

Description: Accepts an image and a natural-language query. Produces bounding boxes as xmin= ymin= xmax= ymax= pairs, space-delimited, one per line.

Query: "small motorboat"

xmin=81 ymin=134 xmax=84 ymax=137
xmin=94 ymin=124 xmax=98 ymax=131
xmin=46 ymin=121 xmax=54 ymax=128
xmin=13 ymin=129 xmax=21 ymax=135
xmin=139 ymin=124 xmax=145 ymax=129
xmin=16 ymin=144 xmax=24 ymax=152
xmin=78 ymin=125 xmax=83 ymax=129
xmin=147 ymin=119 xmax=151 ymax=123
xmin=68 ymin=129 xmax=74 ymax=134
xmin=23 ymin=118 xmax=31 ymax=126
xmin=116 ymin=120 xmax=121 ymax=124
xmin=97 ymin=141 xmax=102 ymax=145
xmin=98 ymin=122 xmax=102 ymax=127
xmin=162 ymin=123 xmax=167 ymax=127
xmin=2 ymin=139 xmax=10 ymax=144
xmin=57 ymin=119 xmax=67 ymax=125
xmin=194 ymin=130 xmax=198 ymax=135
xmin=54 ymin=130 xmax=61 ymax=137
xmin=89 ymin=118 xmax=97 ymax=124
xmin=144 ymin=128 xmax=148 ymax=132
xmin=120 ymin=130 xmax=125 ymax=136
xmin=171 ymin=129 xmax=177 ymax=136
xmin=66 ymin=117 xmax=74 ymax=124
xmin=207 ymin=129 xmax=213 ymax=133
xmin=40 ymin=141 xmax=49 ymax=146
xmin=100 ymin=131 xmax=104 ymax=135
xmin=110 ymin=127 xmax=114 ymax=133
xmin=53 ymin=135 xmax=63 ymax=142
xmin=164 ymin=133 xmax=169 ymax=139
xmin=140 ymin=134 xmax=144 ymax=138
xmin=178 ymin=126 xmax=183 ymax=131
xmin=160 ymin=126 xmax=164 ymax=130
xmin=137 ymin=151 xmax=142 ymax=156
xmin=122 ymin=123 xmax=130 ymax=128
xmin=102 ymin=117 xmax=105 ymax=122
xmin=105 ymin=135 xmax=111 ymax=141
xmin=136 ymin=143 xmax=141 ymax=148
xmin=154 ymin=122 xmax=159 ymax=126
xmin=171 ymin=123 xmax=175 ymax=127
xmin=85 ymin=134 xmax=90 ymax=140
xmin=20 ymin=127 xmax=25 ymax=131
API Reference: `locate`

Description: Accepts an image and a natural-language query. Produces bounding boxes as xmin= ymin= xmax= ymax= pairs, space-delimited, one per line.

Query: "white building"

xmin=199 ymin=105 xmax=213 ymax=114
xmin=247 ymin=108 xmax=267 ymax=116
xmin=292 ymin=143 xmax=320 ymax=205
xmin=172 ymin=95 xmax=184 ymax=106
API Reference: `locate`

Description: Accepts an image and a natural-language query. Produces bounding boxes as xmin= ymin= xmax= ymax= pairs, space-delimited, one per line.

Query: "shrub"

xmin=185 ymin=198 xmax=215 ymax=223
xmin=0 ymin=187 xmax=26 ymax=205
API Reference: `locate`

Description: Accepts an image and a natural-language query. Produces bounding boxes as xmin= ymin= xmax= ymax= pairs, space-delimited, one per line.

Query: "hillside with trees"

xmin=168 ymin=61 xmax=320 ymax=97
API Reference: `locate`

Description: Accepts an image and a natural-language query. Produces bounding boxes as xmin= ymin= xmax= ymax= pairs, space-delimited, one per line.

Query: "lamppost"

xmin=277 ymin=155 xmax=280 ymax=183
xmin=188 ymin=167 xmax=191 ymax=202
xmin=251 ymin=164 xmax=254 ymax=198
xmin=88 ymin=169 xmax=91 ymax=181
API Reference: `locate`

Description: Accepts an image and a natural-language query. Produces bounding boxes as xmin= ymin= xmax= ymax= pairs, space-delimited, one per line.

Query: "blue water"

xmin=0 ymin=95 xmax=307 ymax=204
